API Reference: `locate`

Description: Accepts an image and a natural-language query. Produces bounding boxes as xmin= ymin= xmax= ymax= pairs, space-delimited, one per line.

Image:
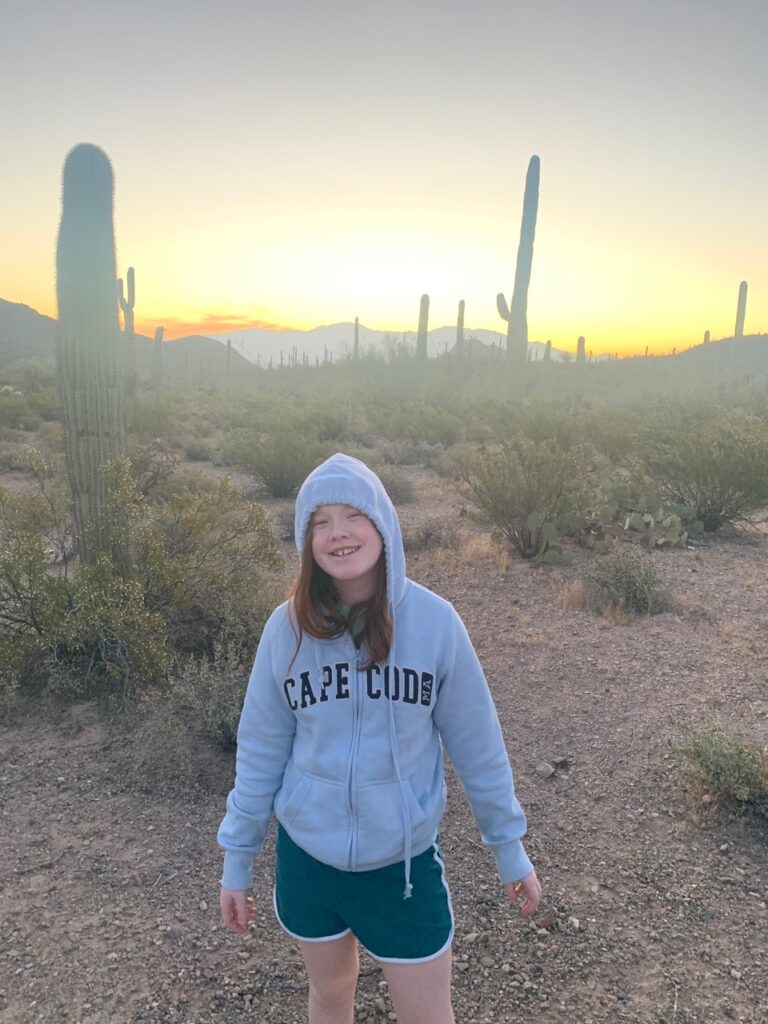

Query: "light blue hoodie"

xmin=218 ymin=453 xmax=533 ymax=896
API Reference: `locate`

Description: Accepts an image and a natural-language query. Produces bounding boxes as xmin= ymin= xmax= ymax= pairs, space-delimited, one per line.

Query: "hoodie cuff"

xmin=220 ymin=850 xmax=255 ymax=891
xmin=494 ymin=839 xmax=534 ymax=886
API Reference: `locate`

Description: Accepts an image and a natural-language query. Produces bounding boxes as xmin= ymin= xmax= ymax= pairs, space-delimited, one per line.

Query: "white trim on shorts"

xmin=363 ymin=842 xmax=455 ymax=965
xmin=273 ymin=885 xmax=352 ymax=944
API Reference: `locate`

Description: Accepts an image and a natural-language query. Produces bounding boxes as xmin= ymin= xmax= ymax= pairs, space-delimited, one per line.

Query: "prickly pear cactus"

xmin=56 ymin=143 xmax=126 ymax=564
xmin=497 ymin=155 xmax=540 ymax=365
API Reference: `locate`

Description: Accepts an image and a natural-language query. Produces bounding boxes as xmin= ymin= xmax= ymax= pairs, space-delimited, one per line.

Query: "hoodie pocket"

xmin=356 ymin=777 xmax=429 ymax=864
xmin=275 ymin=772 xmax=349 ymax=849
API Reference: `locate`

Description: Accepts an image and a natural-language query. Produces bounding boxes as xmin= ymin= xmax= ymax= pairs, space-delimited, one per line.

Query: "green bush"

xmin=374 ymin=466 xmax=415 ymax=504
xmin=174 ymin=627 xmax=255 ymax=749
xmin=0 ymin=452 xmax=282 ymax=702
xmin=460 ymin=439 xmax=593 ymax=559
xmin=681 ymin=729 xmax=767 ymax=805
xmin=640 ymin=410 xmax=768 ymax=531
xmin=586 ymin=548 xmax=670 ymax=615
xmin=232 ymin=428 xmax=328 ymax=497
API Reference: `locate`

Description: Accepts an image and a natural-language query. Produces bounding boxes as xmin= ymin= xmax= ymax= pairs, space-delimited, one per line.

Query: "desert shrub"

xmin=0 ymin=391 xmax=29 ymax=429
xmin=232 ymin=428 xmax=328 ymax=497
xmin=459 ymin=439 xmax=593 ymax=559
xmin=397 ymin=407 xmax=464 ymax=448
xmin=640 ymin=409 xmax=768 ymax=531
xmin=0 ymin=454 xmax=282 ymax=701
xmin=681 ymin=729 xmax=768 ymax=806
xmin=174 ymin=627 xmax=255 ymax=749
xmin=184 ymin=439 xmax=214 ymax=461
xmin=0 ymin=439 xmax=26 ymax=472
xmin=127 ymin=393 xmax=181 ymax=442
xmin=585 ymin=548 xmax=669 ymax=615
xmin=402 ymin=518 xmax=460 ymax=552
xmin=375 ymin=466 xmax=415 ymax=504
xmin=381 ymin=439 xmax=444 ymax=467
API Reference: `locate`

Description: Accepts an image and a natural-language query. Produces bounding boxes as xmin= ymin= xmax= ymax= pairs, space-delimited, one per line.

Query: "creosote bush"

xmin=584 ymin=547 xmax=670 ymax=616
xmin=459 ymin=439 xmax=592 ymax=560
xmin=640 ymin=409 xmax=768 ymax=531
xmin=0 ymin=449 xmax=282 ymax=708
xmin=680 ymin=728 xmax=768 ymax=808
xmin=230 ymin=427 xmax=328 ymax=497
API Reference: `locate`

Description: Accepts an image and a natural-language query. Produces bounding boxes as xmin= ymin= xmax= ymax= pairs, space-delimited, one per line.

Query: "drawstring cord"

xmin=385 ymin=622 xmax=414 ymax=899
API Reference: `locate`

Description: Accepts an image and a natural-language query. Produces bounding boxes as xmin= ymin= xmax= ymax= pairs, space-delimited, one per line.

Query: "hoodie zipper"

xmin=346 ymin=639 xmax=364 ymax=871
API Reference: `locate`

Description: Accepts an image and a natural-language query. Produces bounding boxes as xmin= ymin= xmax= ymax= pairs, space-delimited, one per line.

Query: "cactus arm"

xmin=496 ymin=293 xmax=510 ymax=321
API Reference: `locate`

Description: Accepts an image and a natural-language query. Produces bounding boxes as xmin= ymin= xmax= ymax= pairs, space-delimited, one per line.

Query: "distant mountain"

xmin=0 ymin=299 xmax=252 ymax=380
xmin=0 ymin=299 xmax=57 ymax=362
xmin=208 ymin=322 xmax=575 ymax=364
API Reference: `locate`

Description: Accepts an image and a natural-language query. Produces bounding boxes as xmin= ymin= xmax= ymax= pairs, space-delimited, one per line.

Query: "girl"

xmin=218 ymin=453 xmax=541 ymax=1024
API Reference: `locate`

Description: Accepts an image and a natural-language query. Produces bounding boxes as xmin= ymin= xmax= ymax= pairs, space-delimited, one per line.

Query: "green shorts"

xmin=273 ymin=825 xmax=454 ymax=963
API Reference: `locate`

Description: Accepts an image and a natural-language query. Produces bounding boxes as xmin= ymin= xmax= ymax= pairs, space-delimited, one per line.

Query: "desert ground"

xmin=1 ymin=463 xmax=767 ymax=1024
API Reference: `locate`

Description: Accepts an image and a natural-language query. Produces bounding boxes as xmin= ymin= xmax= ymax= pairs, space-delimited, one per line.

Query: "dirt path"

xmin=2 ymin=467 xmax=767 ymax=1023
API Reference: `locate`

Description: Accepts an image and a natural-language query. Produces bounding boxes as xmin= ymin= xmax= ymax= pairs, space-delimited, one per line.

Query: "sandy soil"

xmin=2 ymin=465 xmax=767 ymax=1024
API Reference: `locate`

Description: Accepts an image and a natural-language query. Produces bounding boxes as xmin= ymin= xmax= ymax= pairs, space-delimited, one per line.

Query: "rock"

xmin=455 ymin=962 xmax=469 ymax=972
xmin=480 ymin=956 xmax=494 ymax=967
xmin=536 ymin=762 xmax=556 ymax=779
xmin=199 ymin=900 xmax=208 ymax=911
xmin=567 ymin=916 xmax=580 ymax=931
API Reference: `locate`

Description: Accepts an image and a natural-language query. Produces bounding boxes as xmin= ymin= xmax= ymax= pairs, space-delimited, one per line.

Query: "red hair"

xmin=289 ymin=525 xmax=392 ymax=670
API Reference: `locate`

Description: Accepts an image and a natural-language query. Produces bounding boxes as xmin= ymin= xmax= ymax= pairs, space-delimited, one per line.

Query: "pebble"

xmin=199 ymin=900 xmax=208 ymax=911
xmin=455 ymin=962 xmax=469 ymax=972
xmin=480 ymin=956 xmax=494 ymax=967
xmin=567 ymin=916 xmax=581 ymax=931
xmin=535 ymin=761 xmax=556 ymax=779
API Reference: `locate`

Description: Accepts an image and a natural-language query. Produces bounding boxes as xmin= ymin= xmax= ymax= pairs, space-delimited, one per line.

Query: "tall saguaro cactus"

xmin=576 ymin=336 xmax=586 ymax=364
xmin=734 ymin=281 xmax=748 ymax=338
xmin=117 ymin=266 xmax=136 ymax=390
xmin=354 ymin=317 xmax=360 ymax=359
xmin=497 ymin=155 xmax=540 ymax=365
xmin=456 ymin=300 xmax=465 ymax=360
xmin=56 ymin=143 xmax=126 ymax=564
xmin=417 ymin=294 xmax=430 ymax=361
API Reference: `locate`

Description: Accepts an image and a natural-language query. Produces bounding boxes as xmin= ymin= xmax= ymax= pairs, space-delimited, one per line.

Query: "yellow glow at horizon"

xmin=4 ymin=200 xmax=765 ymax=357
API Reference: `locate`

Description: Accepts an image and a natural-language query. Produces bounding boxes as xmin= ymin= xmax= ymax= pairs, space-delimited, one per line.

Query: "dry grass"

xmin=433 ymin=532 xmax=510 ymax=574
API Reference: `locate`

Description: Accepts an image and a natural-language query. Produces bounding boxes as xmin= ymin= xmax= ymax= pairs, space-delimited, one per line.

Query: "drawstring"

xmin=385 ymin=621 xmax=414 ymax=899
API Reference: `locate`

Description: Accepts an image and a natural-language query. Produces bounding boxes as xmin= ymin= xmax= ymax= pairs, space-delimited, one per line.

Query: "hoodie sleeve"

xmin=433 ymin=607 xmax=534 ymax=886
xmin=217 ymin=610 xmax=297 ymax=889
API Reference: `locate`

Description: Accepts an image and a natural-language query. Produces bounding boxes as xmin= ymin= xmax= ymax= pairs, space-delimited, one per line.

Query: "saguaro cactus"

xmin=354 ymin=316 xmax=360 ymax=359
xmin=734 ymin=281 xmax=748 ymax=338
xmin=225 ymin=338 xmax=232 ymax=394
xmin=117 ymin=266 xmax=136 ymax=390
xmin=576 ymin=336 xmax=586 ymax=364
xmin=455 ymin=300 xmax=465 ymax=360
xmin=704 ymin=330 xmax=711 ymax=344
xmin=543 ymin=339 xmax=552 ymax=364
xmin=56 ymin=142 xmax=126 ymax=564
xmin=417 ymin=294 xmax=430 ymax=362
xmin=151 ymin=326 xmax=164 ymax=391
xmin=497 ymin=155 xmax=540 ymax=364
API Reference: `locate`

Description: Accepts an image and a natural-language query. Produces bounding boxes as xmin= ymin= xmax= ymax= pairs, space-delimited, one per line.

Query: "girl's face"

xmin=310 ymin=503 xmax=383 ymax=604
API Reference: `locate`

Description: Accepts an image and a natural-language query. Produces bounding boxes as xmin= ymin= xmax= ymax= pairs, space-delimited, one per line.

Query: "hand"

xmin=504 ymin=871 xmax=542 ymax=918
xmin=220 ymin=887 xmax=257 ymax=933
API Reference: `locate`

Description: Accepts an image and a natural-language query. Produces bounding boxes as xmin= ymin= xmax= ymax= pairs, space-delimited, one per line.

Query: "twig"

xmin=672 ymin=981 xmax=679 ymax=1024
xmin=15 ymin=851 xmax=67 ymax=876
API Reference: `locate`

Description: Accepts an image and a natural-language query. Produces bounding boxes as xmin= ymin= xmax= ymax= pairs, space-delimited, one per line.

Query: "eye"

xmin=347 ymin=512 xmax=362 ymax=520
xmin=312 ymin=518 xmax=328 ymax=528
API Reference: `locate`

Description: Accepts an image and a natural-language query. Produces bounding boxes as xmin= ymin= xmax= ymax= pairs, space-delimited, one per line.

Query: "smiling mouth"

xmin=330 ymin=547 xmax=360 ymax=557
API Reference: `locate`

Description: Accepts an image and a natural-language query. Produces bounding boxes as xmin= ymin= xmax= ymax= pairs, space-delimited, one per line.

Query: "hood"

xmin=295 ymin=453 xmax=407 ymax=607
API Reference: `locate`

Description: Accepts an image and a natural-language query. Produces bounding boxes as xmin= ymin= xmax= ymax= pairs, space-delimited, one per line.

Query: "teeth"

xmin=332 ymin=547 xmax=358 ymax=556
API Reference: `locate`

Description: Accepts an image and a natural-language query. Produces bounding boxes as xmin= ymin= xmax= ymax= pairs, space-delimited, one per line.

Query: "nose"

xmin=329 ymin=519 xmax=350 ymax=540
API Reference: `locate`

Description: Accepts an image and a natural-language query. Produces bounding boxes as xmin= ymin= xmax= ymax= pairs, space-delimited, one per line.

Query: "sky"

xmin=1 ymin=0 xmax=766 ymax=355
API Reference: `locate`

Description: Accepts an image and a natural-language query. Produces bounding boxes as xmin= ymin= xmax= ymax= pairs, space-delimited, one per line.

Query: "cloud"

xmin=135 ymin=313 xmax=296 ymax=339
